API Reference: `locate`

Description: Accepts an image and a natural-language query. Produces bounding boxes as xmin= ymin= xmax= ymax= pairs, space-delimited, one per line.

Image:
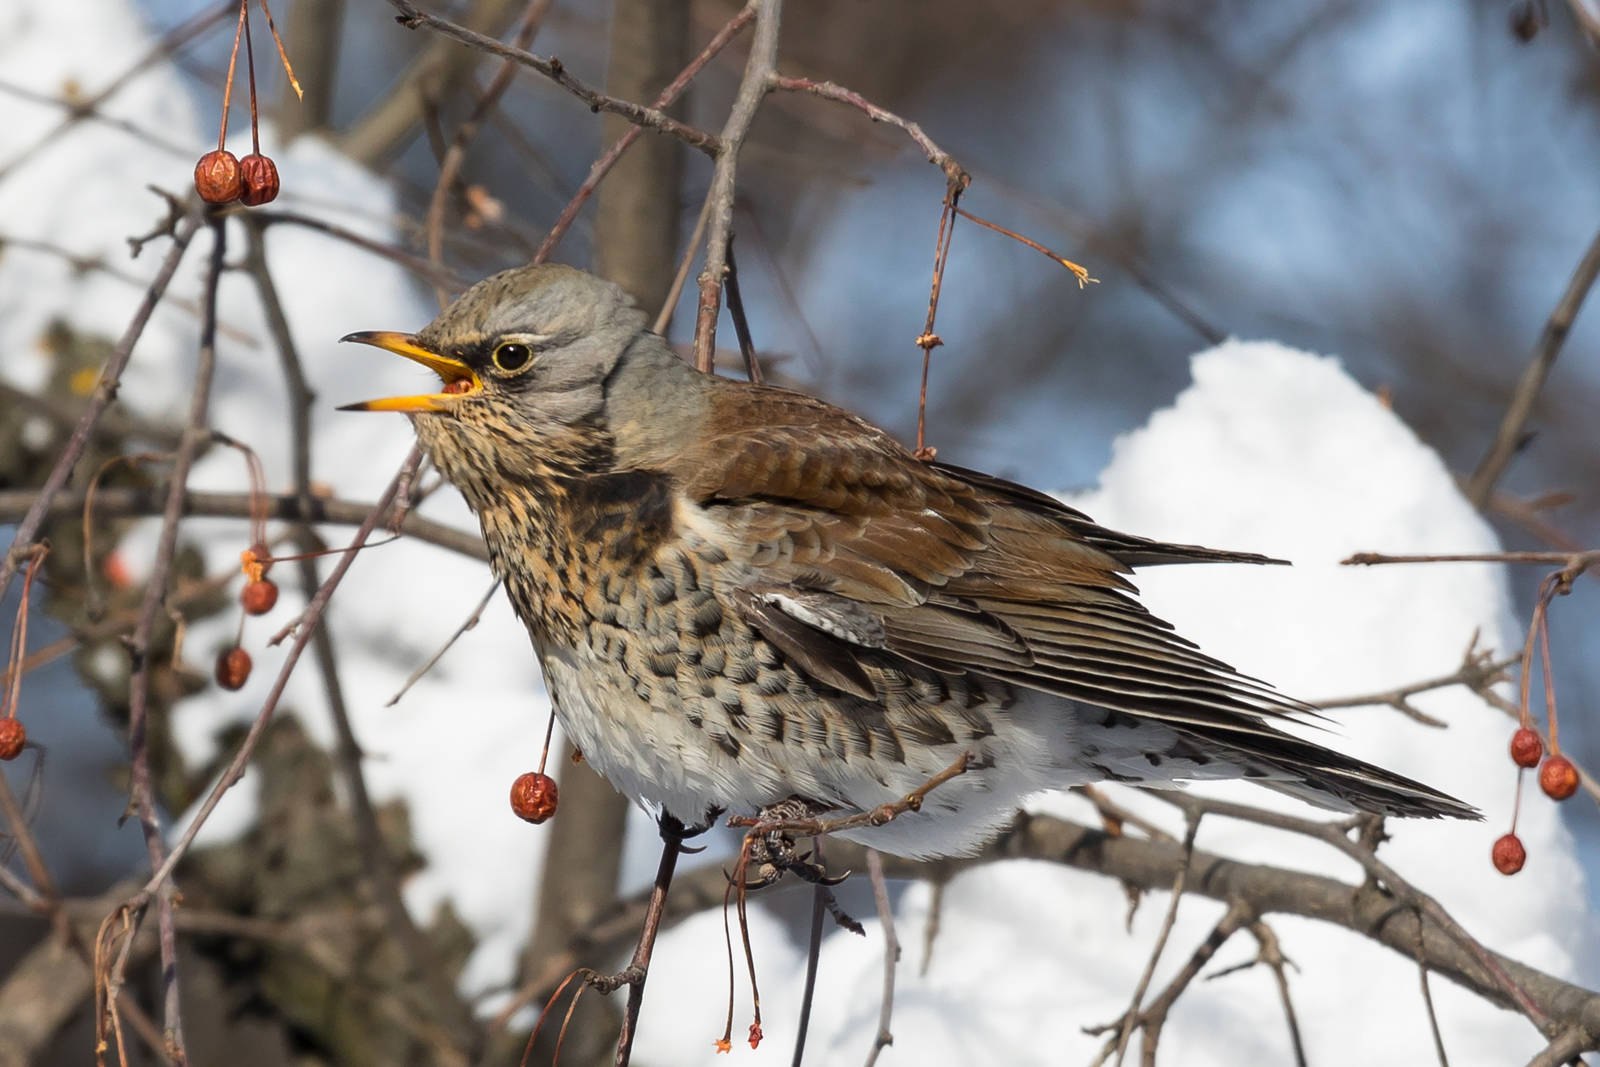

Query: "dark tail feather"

xmin=1204 ymin=729 xmax=1481 ymax=820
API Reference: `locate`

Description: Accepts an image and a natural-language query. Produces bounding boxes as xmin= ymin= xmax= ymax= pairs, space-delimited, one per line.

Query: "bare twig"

xmin=1312 ymin=637 xmax=1516 ymax=729
xmin=577 ymin=817 xmax=690 ymax=1067
xmin=1467 ymin=225 xmax=1600 ymax=506
xmin=387 ymin=578 xmax=501 ymax=705
xmin=1109 ymin=819 xmax=1200 ymax=1065
xmin=790 ymin=867 xmax=827 ymax=1067
xmin=912 ymin=189 xmax=960 ymax=457
xmin=424 ymin=0 xmax=552 ymax=305
xmin=112 ymin=215 xmax=230 ymax=1064
xmin=383 ymin=0 xmax=721 ymax=155
xmin=0 ymin=485 xmax=486 ymax=562
xmin=533 ymin=4 xmax=756 ymax=267
xmin=692 ymin=0 xmax=782 ymax=373
xmin=862 ymin=849 xmax=898 ymax=1067
xmin=768 ymin=75 xmax=968 ymax=191
xmin=952 ymin=205 xmax=1095 ymax=287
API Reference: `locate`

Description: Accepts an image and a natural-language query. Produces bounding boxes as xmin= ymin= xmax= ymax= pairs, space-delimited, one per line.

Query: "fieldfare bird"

xmin=342 ymin=264 xmax=1476 ymax=859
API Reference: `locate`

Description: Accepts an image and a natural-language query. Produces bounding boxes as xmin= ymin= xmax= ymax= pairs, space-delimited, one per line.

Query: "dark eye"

xmin=492 ymin=342 xmax=534 ymax=374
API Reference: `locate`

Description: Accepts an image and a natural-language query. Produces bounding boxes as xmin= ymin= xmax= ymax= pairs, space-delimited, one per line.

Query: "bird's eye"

xmin=492 ymin=342 xmax=535 ymax=374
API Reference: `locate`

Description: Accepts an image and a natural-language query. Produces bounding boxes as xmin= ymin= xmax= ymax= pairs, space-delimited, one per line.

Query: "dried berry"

xmin=0 ymin=719 xmax=25 ymax=761
xmin=510 ymin=771 xmax=558 ymax=824
xmin=1539 ymin=755 xmax=1580 ymax=801
xmin=1509 ymin=727 xmax=1543 ymax=769
xmin=1492 ymin=832 xmax=1526 ymax=876
xmin=240 ymin=578 xmax=279 ymax=615
xmin=215 ymin=647 xmax=252 ymax=690
xmin=194 ymin=149 xmax=243 ymax=204
xmin=238 ymin=153 xmax=280 ymax=207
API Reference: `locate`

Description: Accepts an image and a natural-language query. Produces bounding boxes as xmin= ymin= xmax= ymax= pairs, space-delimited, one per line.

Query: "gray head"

xmin=340 ymin=264 xmax=689 ymax=487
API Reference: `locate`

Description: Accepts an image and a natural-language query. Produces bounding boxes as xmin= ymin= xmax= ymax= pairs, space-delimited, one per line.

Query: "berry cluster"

xmin=1494 ymin=725 xmax=1580 ymax=876
xmin=215 ymin=542 xmax=278 ymax=691
xmin=191 ymin=0 xmax=298 ymax=207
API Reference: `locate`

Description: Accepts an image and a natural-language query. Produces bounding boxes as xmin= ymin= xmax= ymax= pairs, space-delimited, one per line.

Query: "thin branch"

xmin=1467 ymin=225 xmax=1600 ymax=506
xmin=789 ymin=868 xmax=827 ymax=1067
xmin=768 ymin=75 xmax=968 ymax=191
xmin=692 ymin=0 xmax=782 ymax=373
xmin=118 ymin=216 xmax=229 ymax=1064
xmin=862 ymin=849 xmax=898 ymax=1067
xmin=425 ymin=0 xmax=553 ymax=304
xmin=0 ymin=485 xmax=486 ymax=562
xmin=386 ymin=578 xmax=501 ymax=705
xmin=383 ymin=0 xmax=721 ymax=155
xmin=1110 ymin=819 xmax=1200 ymax=1065
xmin=1312 ymin=639 xmax=1516 ymax=729
xmin=532 ymin=3 xmax=756 ymax=266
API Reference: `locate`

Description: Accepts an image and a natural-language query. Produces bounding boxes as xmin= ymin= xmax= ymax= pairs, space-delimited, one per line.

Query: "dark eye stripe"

xmin=494 ymin=342 xmax=534 ymax=373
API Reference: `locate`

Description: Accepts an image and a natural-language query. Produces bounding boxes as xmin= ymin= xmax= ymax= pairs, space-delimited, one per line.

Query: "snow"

xmin=0 ymin=0 xmax=1591 ymax=1061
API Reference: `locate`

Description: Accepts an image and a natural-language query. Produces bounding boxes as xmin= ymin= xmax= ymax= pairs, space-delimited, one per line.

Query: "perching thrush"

xmin=342 ymin=265 xmax=1476 ymax=858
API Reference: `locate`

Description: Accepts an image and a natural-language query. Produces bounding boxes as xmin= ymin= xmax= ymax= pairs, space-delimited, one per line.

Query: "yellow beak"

xmin=338 ymin=331 xmax=481 ymax=412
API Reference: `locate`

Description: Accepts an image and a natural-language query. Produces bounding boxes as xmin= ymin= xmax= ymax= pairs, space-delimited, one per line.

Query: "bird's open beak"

xmin=337 ymin=331 xmax=481 ymax=412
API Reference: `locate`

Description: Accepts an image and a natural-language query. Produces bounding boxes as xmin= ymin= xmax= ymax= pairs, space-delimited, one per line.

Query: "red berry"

xmin=1509 ymin=728 xmax=1543 ymax=769
xmin=1492 ymin=833 xmax=1526 ymax=875
xmin=238 ymin=153 xmax=280 ymax=206
xmin=215 ymin=647 xmax=252 ymax=690
xmin=194 ymin=149 xmax=243 ymax=203
xmin=1539 ymin=755 xmax=1580 ymax=801
xmin=0 ymin=719 xmax=24 ymax=761
xmin=240 ymin=579 xmax=279 ymax=615
xmin=510 ymin=771 xmax=558 ymax=824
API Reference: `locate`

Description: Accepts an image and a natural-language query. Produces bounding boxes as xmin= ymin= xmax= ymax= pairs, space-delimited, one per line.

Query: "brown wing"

xmin=677 ymin=383 xmax=1302 ymax=731
xmin=671 ymin=382 xmax=1477 ymax=820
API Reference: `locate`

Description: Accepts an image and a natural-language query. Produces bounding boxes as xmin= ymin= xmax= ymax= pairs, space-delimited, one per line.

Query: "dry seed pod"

xmin=194 ymin=149 xmax=243 ymax=204
xmin=238 ymin=153 xmax=280 ymax=206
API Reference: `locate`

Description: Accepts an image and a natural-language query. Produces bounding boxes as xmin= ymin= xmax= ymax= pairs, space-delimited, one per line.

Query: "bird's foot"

xmin=740 ymin=797 xmax=849 ymax=889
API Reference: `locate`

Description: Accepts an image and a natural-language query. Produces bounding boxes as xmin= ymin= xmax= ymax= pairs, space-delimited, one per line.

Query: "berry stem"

xmin=536 ymin=704 xmax=557 ymax=775
xmin=244 ymin=2 xmax=260 ymax=156
xmin=218 ymin=0 xmax=249 ymax=150
xmin=1538 ymin=612 xmax=1560 ymax=751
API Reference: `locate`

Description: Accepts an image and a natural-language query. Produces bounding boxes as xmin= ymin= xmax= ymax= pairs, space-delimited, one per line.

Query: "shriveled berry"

xmin=215 ymin=647 xmax=252 ymax=690
xmin=510 ymin=771 xmax=558 ymax=824
xmin=1509 ymin=728 xmax=1543 ymax=769
xmin=0 ymin=719 xmax=25 ymax=761
xmin=1539 ymin=755 xmax=1580 ymax=801
xmin=238 ymin=153 xmax=280 ymax=206
xmin=240 ymin=579 xmax=279 ymax=615
xmin=194 ymin=149 xmax=243 ymax=204
xmin=1492 ymin=832 xmax=1526 ymax=875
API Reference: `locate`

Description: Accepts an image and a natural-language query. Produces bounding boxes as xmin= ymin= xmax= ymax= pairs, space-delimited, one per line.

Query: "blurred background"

xmin=5 ymin=0 xmax=1600 ymax=1062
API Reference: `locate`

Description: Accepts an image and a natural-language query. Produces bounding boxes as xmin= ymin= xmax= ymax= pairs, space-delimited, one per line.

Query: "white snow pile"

xmin=0 ymin=0 xmax=1591 ymax=1063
